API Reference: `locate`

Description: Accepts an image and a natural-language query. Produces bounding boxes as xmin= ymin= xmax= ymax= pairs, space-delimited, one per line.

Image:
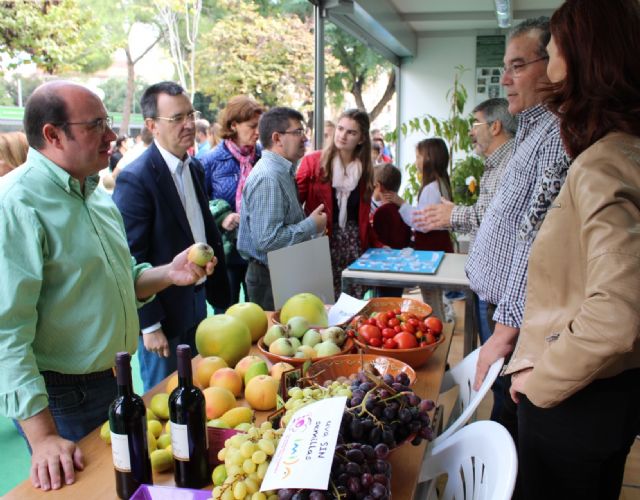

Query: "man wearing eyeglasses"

xmin=0 ymin=81 xmax=218 ymax=491
xmin=113 ymin=81 xmax=231 ymax=392
xmin=462 ymin=18 xmax=570 ymax=431
xmin=237 ymin=107 xmax=327 ymax=310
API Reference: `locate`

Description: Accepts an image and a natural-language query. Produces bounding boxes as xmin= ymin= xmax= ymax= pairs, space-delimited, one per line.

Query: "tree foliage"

xmin=196 ymin=1 xmax=339 ymax=116
xmin=325 ymin=24 xmax=395 ymax=122
xmin=0 ymin=0 xmax=111 ymax=74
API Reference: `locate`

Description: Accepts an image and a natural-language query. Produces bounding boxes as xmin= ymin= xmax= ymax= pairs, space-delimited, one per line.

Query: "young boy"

xmin=370 ymin=164 xmax=412 ymax=298
xmin=371 ymin=164 xmax=412 ymax=249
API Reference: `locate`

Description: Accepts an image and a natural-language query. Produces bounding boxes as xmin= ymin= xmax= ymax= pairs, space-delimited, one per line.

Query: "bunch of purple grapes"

xmin=340 ymin=371 xmax=434 ymax=448
xmin=276 ymin=442 xmax=392 ymax=500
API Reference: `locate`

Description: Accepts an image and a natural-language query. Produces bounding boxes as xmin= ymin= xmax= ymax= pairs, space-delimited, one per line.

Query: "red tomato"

xmin=358 ymin=324 xmax=382 ymax=344
xmin=383 ymin=338 xmax=398 ymax=349
xmin=393 ymin=325 xmax=402 ymax=333
xmin=377 ymin=312 xmax=389 ymax=325
xmin=408 ymin=318 xmax=420 ymax=327
xmin=425 ymin=316 xmax=443 ymax=334
xmin=402 ymin=322 xmax=416 ymax=335
xmin=392 ymin=308 xmax=401 ymax=316
xmin=394 ymin=332 xmax=419 ymax=349
xmin=388 ymin=317 xmax=400 ymax=328
xmin=381 ymin=328 xmax=396 ymax=339
xmin=369 ymin=337 xmax=383 ymax=348
xmin=425 ymin=332 xmax=437 ymax=344
xmin=367 ymin=318 xmax=378 ymax=326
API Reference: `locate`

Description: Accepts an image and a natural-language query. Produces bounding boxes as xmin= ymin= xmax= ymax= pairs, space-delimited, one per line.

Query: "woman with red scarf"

xmin=201 ymin=95 xmax=264 ymax=305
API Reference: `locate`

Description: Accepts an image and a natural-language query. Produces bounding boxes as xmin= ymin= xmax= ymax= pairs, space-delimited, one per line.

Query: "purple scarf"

xmin=225 ymin=139 xmax=257 ymax=213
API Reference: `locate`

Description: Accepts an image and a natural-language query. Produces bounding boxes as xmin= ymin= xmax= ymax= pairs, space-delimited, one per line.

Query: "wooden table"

xmin=342 ymin=252 xmax=477 ymax=355
xmin=6 ymin=322 xmax=454 ymax=500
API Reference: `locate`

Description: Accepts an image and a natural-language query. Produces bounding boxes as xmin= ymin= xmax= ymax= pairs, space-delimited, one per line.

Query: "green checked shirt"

xmin=0 ymin=148 xmax=152 ymax=420
xmin=237 ymin=150 xmax=317 ymax=264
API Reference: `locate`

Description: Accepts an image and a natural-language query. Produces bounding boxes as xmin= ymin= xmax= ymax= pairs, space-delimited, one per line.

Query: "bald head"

xmin=23 ymin=80 xmax=116 ymax=183
xmin=24 ymin=81 xmax=100 ymax=150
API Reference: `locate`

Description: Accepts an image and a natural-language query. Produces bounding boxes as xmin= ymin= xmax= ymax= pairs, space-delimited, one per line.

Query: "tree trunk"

xmin=122 ymin=47 xmax=135 ymax=135
xmin=368 ymin=69 xmax=396 ymax=123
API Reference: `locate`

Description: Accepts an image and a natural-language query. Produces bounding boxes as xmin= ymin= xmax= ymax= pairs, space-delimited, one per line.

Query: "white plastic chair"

xmin=432 ymin=347 xmax=504 ymax=448
xmin=416 ymin=420 xmax=518 ymax=500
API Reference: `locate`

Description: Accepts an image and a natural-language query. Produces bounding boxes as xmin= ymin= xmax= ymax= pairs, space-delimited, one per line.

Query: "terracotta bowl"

xmin=353 ymin=334 xmax=446 ymax=368
xmin=256 ymin=336 xmax=355 ymax=367
xmin=306 ymin=354 xmax=416 ymax=386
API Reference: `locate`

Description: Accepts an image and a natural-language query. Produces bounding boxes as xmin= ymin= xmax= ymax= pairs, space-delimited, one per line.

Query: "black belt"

xmin=41 ymin=368 xmax=115 ymax=386
xmin=194 ymin=282 xmax=205 ymax=292
xmin=249 ymin=258 xmax=268 ymax=269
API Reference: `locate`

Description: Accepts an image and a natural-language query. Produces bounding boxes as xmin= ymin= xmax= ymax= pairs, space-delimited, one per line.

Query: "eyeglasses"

xmin=58 ymin=116 xmax=113 ymax=134
xmin=278 ymin=128 xmax=306 ymax=137
xmin=154 ymin=110 xmax=201 ymax=125
xmin=471 ymin=121 xmax=489 ymax=128
xmin=500 ymin=56 xmax=549 ymax=77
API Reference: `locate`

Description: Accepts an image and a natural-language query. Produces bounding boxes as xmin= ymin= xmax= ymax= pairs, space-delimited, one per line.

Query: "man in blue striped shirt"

xmin=238 ymin=107 xmax=327 ymax=309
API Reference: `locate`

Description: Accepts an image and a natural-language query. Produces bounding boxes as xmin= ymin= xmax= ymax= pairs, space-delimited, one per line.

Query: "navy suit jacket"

xmin=112 ymin=143 xmax=231 ymax=339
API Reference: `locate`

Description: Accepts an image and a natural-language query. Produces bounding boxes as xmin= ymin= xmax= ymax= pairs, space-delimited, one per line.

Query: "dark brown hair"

xmin=416 ymin=138 xmax=452 ymax=200
xmin=546 ymin=0 xmax=640 ymax=157
xmin=319 ymin=108 xmax=374 ymax=200
xmin=374 ymin=163 xmax=402 ymax=193
xmin=218 ymin=95 xmax=264 ymax=141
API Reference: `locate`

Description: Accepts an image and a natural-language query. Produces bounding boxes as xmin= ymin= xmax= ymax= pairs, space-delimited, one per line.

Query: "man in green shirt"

xmin=0 ymin=81 xmax=217 ymax=491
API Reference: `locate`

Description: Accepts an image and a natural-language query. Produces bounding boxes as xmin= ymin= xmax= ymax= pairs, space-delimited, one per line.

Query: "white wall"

xmin=398 ymin=35 xmax=477 ymax=169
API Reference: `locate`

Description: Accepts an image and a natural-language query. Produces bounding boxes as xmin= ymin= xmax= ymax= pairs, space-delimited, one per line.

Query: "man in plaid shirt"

xmin=466 ymin=18 xmax=570 ymax=424
xmin=237 ymin=107 xmax=326 ymax=310
xmin=414 ymin=98 xmax=517 ymax=250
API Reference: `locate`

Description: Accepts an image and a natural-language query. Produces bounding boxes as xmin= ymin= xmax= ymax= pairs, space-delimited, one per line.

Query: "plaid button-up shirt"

xmin=465 ymin=104 xmax=570 ymax=328
xmin=450 ymin=138 xmax=514 ymax=247
xmin=237 ymin=150 xmax=317 ymax=265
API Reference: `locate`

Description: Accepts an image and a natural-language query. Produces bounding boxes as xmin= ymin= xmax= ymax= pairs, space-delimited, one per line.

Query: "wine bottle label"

xmin=170 ymin=422 xmax=190 ymax=461
xmin=111 ymin=432 xmax=131 ymax=472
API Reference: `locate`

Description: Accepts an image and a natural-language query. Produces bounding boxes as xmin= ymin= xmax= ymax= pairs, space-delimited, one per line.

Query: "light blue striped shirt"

xmin=237 ymin=150 xmax=317 ymax=264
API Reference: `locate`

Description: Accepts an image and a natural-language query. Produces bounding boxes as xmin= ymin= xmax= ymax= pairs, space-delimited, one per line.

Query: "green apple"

xmin=187 ymin=242 xmax=214 ymax=267
xmin=244 ymin=360 xmax=269 ymax=386
xmin=320 ymin=326 xmax=347 ymax=346
xmin=280 ymin=293 xmax=328 ymax=327
xmin=302 ymin=329 xmax=322 ymax=347
xmin=288 ymin=337 xmax=301 ymax=351
xmin=295 ymin=345 xmax=316 ymax=359
xmin=314 ymin=340 xmax=341 ymax=358
xmin=269 ymin=337 xmax=296 ymax=357
xmin=264 ymin=324 xmax=286 ymax=347
xmin=287 ymin=316 xmax=309 ymax=338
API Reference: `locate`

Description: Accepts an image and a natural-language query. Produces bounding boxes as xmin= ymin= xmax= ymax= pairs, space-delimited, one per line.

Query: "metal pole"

xmin=313 ymin=3 xmax=325 ymax=151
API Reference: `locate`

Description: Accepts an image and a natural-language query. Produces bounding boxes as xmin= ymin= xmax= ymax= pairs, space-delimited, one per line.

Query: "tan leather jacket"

xmin=505 ymin=132 xmax=640 ymax=408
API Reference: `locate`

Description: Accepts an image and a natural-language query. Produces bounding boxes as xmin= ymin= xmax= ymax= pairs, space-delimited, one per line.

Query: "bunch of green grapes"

xmin=281 ymin=382 xmax=352 ymax=428
xmin=211 ymin=421 xmax=285 ymax=500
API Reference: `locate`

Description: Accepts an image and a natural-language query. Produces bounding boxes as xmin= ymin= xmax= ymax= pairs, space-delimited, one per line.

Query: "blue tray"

xmin=348 ymin=248 xmax=445 ymax=274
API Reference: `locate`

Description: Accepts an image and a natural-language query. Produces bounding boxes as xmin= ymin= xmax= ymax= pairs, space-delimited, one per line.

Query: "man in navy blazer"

xmin=113 ymin=81 xmax=231 ymax=391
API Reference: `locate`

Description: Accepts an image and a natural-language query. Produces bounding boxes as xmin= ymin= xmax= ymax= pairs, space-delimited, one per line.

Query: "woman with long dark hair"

xmin=297 ymin=109 xmax=375 ymax=299
xmin=504 ymin=1 xmax=640 ymax=498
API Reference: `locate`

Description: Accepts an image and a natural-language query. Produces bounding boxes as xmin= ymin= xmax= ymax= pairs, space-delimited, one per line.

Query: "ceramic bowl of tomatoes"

xmin=346 ymin=297 xmax=445 ymax=368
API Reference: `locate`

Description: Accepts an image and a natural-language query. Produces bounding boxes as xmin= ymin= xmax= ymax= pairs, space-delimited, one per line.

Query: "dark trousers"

xmin=245 ymin=261 xmax=274 ymax=311
xmin=138 ymin=287 xmax=205 ymax=392
xmin=481 ymin=301 xmax=507 ymax=422
xmin=14 ymin=374 xmax=118 ymax=449
xmin=516 ymin=368 xmax=640 ymax=500
xmin=227 ymin=262 xmax=249 ymax=304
